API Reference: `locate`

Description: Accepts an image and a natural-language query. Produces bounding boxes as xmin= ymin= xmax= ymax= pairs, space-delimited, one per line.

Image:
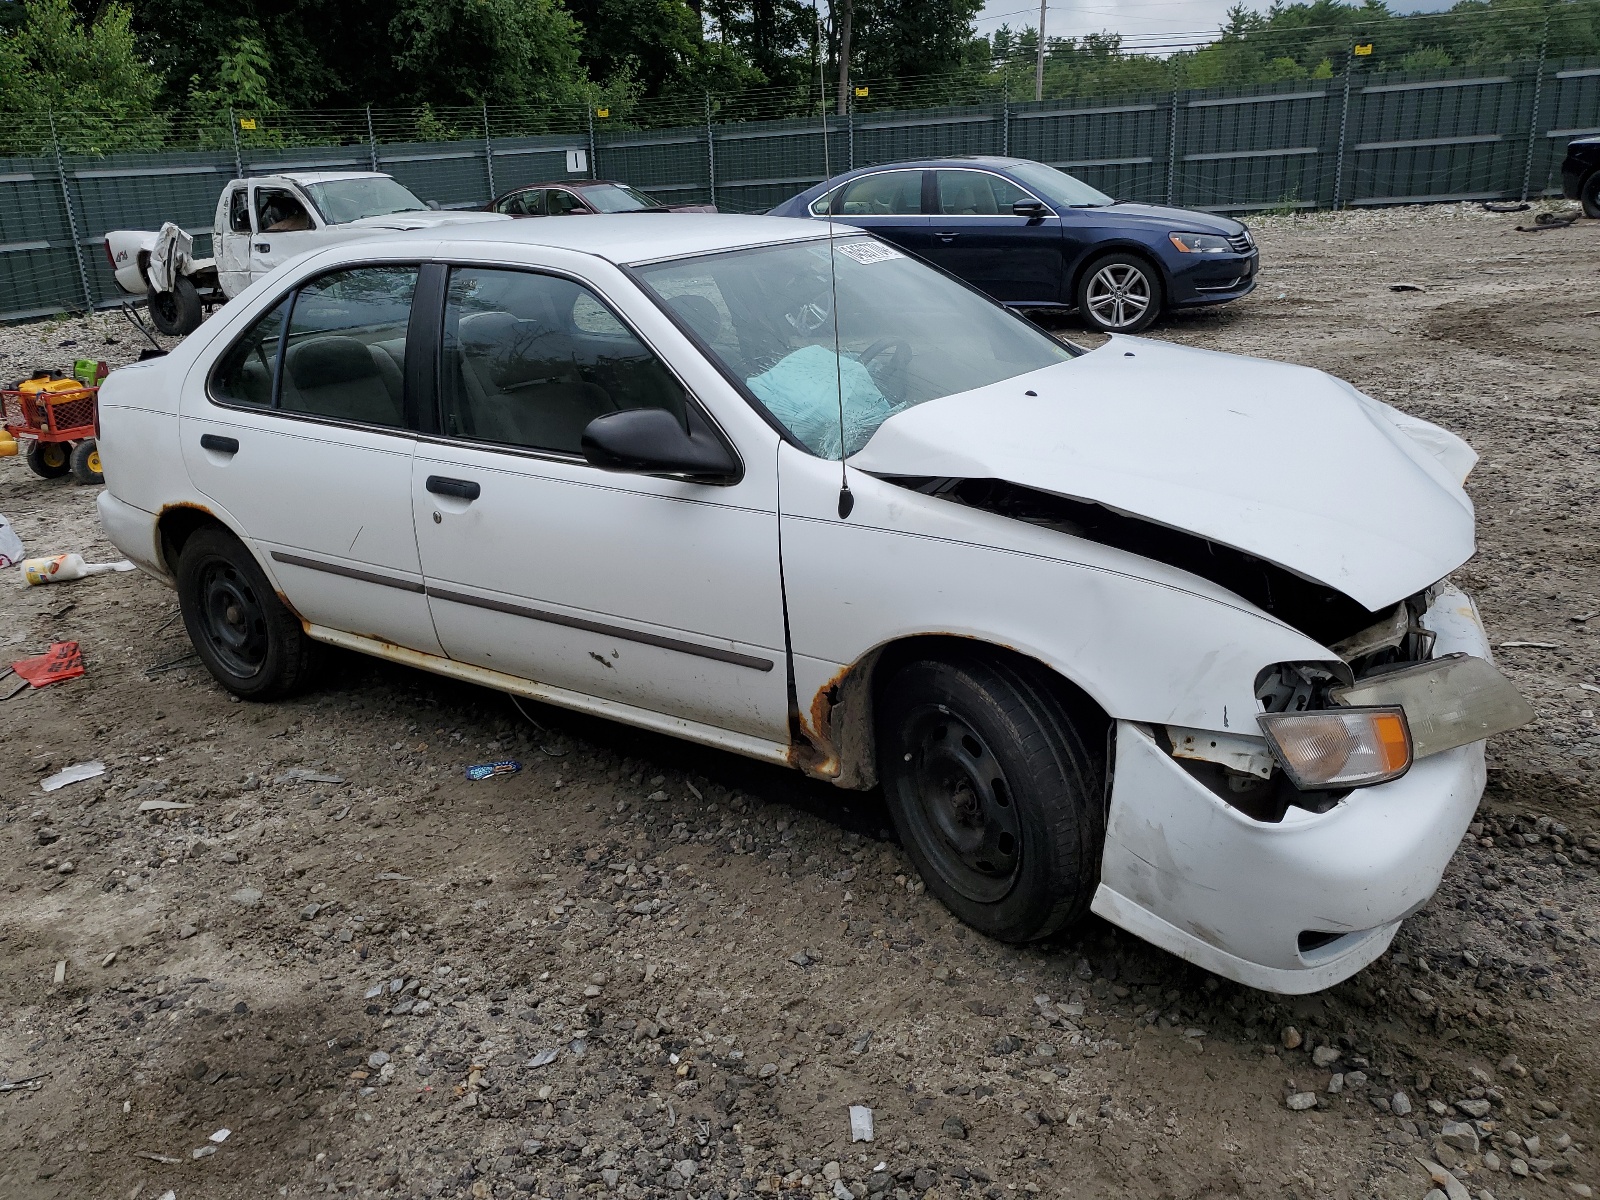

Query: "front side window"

xmin=211 ymin=298 xmax=288 ymax=407
xmin=548 ymin=190 xmax=588 ymax=216
xmin=1004 ymin=161 xmax=1113 ymax=209
xmin=279 ymin=267 xmax=416 ymax=427
xmin=935 ymin=170 xmax=1033 ymax=215
xmin=256 ymin=187 xmax=314 ymax=233
xmin=835 ymin=171 xmax=923 ymax=216
xmin=440 ymin=267 xmax=687 ymax=455
xmin=636 ymin=237 xmax=1072 ymax=459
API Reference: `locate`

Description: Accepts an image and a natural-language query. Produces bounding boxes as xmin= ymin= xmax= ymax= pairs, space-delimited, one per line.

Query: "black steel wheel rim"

xmin=901 ymin=705 xmax=1021 ymax=903
xmin=151 ymin=292 xmax=177 ymax=323
xmin=196 ymin=558 xmax=268 ymax=678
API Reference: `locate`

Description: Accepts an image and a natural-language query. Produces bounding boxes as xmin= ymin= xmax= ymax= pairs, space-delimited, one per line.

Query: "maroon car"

xmin=486 ymin=180 xmax=716 ymax=217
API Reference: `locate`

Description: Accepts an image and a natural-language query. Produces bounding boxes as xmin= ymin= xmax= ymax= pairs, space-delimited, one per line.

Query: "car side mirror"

xmin=426 ymin=199 xmax=442 ymax=211
xmin=581 ymin=407 xmax=739 ymax=481
xmin=1012 ymin=199 xmax=1049 ymax=220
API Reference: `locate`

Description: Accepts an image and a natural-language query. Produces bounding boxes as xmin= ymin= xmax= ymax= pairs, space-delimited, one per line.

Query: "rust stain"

xmin=158 ymin=500 xmax=214 ymax=517
xmin=788 ymin=662 xmax=851 ymax=780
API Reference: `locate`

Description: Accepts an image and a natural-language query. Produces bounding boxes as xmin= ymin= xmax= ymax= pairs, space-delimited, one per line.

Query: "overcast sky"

xmin=973 ymin=0 xmax=1458 ymax=53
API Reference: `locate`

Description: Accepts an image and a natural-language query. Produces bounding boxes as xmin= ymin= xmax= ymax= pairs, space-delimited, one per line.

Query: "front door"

xmin=214 ymin=183 xmax=253 ymax=297
xmin=411 ymin=264 xmax=789 ymax=742
xmin=250 ymin=184 xmax=324 ymax=283
xmin=924 ymin=169 xmax=1066 ymax=304
xmin=179 ymin=263 xmax=441 ymax=654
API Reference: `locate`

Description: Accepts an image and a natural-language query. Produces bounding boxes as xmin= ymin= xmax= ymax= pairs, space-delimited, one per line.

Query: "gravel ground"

xmin=0 ymin=203 xmax=1597 ymax=1200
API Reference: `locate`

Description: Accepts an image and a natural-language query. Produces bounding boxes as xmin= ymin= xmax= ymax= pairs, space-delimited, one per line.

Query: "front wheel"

xmin=1077 ymin=252 xmax=1164 ymax=334
xmin=177 ymin=527 xmax=319 ymax=700
xmin=148 ymin=275 xmax=202 ymax=336
xmin=26 ymin=440 xmax=71 ymax=478
xmin=878 ymin=652 xmax=1107 ymax=943
xmin=1583 ymin=171 xmax=1600 ymax=220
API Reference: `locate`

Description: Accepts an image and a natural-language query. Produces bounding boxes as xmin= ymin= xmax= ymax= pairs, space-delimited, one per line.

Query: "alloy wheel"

xmin=1085 ymin=263 xmax=1153 ymax=330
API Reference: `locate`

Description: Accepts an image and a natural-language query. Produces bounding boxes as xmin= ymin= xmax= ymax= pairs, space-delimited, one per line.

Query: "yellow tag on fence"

xmin=855 ymin=86 xmax=869 ymax=98
xmin=596 ymin=107 xmax=609 ymax=118
xmin=1354 ymin=43 xmax=1373 ymax=56
xmin=239 ymin=117 xmax=257 ymax=129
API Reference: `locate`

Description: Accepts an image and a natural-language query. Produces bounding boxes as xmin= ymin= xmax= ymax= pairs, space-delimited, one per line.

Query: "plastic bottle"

xmin=20 ymin=553 xmax=132 ymax=585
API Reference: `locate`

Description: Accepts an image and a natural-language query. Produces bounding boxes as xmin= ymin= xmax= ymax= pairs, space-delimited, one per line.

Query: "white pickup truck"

xmin=104 ymin=171 xmax=508 ymax=335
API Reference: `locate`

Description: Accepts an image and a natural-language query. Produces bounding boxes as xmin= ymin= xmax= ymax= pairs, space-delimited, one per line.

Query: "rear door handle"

xmin=426 ymin=475 xmax=480 ymax=501
xmin=937 ymin=231 xmax=958 ymax=242
xmin=200 ymin=433 xmax=239 ymax=454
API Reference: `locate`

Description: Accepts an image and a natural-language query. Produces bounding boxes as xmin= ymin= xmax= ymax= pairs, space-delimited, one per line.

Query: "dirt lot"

xmin=1 ymin=203 xmax=1597 ymax=1200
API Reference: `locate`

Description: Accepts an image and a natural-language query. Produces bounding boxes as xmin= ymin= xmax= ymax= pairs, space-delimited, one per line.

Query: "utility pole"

xmin=1035 ymin=0 xmax=1046 ymax=102
xmin=835 ymin=0 xmax=854 ymax=117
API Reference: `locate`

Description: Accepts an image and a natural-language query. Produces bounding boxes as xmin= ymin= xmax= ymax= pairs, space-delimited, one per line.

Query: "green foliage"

xmin=390 ymin=0 xmax=588 ymax=107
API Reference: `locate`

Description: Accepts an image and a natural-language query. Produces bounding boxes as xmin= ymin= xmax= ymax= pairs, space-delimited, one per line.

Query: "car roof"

xmin=268 ymin=171 xmax=394 ymax=187
xmin=503 ymin=180 xmax=635 ymax=191
xmin=420 ymin=213 xmax=831 ymax=266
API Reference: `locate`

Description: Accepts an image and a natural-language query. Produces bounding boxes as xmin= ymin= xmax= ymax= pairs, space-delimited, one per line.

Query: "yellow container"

xmin=0 ymin=431 xmax=16 ymax=457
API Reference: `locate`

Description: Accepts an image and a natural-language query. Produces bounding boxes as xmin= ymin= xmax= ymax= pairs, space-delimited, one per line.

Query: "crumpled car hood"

xmin=850 ymin=336 xmax=1477 ymax=613
xmin=344 ymin=211 xmax=509 ymax=230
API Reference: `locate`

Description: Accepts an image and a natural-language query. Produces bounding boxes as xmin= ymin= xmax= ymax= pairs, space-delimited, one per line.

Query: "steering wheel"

xmin=857 ymin=337 xmax=913 ymax=388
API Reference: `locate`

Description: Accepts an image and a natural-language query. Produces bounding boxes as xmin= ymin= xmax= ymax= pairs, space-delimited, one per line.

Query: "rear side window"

xmin=440 ymin=266 xmax=687 ymax=455
xmin=208 ymin=265 xmax=416 ymax=428
xmin=836 ymin=171 xmax=923 ymax=216
xmin=280 ymin=267 xmax=416 ymax=427
xmin=211 ymin=298 xmax=288 ymax=407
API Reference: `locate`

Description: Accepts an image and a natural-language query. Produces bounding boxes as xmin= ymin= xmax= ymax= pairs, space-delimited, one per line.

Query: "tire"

xmin=177 ymin=527 xmax=319 ymax=700
xmin=1583 ymin=171 xmax=1600 ymax=220
xmin=1076 ymin=251 xmax=1164 ymax=334
xmin=877 ymin=652 xmax=1108 ymax=943
xmin=69 ymin=438 xmax=103 ymax=485
xmin=147 ymin=275 xmax=202 ymax=336
xmin=26 ymin=440 xmax=71 ymax=478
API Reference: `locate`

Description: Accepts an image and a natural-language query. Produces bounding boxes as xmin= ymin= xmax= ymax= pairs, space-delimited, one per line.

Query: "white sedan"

xmin=95 ymin=215 xmax=1529 ymax=994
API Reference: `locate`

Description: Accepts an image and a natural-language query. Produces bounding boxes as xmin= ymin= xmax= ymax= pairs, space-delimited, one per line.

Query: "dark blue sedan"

xmin=768 ymin=157 xmax=1258 ymax=333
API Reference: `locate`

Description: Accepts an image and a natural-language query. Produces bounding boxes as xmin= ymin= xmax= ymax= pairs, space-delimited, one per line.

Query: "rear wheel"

xmin=177 ymin=527 xmax=318 ymax=700
xmin=1076 ymin=252 xmax=1164 ymax=334
xmin=69 ymin=438 xmax=103 ymax=484
xmin=26 ymin=440 xmax=70 ymax=478
xmin=1583 ymin=171 xmax=1600 ymax=220
xmin=148 ymin=275 xmax=202 ymax=336
xmin=878 ymin=652 xmax=1107 ymax=943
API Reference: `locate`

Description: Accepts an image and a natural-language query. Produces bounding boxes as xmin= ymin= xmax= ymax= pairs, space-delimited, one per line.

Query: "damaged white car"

xmin=94 ymin=216 xmax=1531 ymax=993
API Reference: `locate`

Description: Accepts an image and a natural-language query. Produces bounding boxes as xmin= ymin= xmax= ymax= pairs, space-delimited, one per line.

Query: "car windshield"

xmin=635 ymin=237 xmax=1073 ymax=459
xmin=303 ymin=177 xmax=429 ymax=223
xmin=1004 ymin=161 xmax=1114 ymax=208
xmin=580 ymin=183 xmax=666 ymax=212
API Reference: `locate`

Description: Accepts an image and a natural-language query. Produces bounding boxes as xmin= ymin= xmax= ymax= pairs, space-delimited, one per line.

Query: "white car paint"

xmin=94 ymin=214 xmax=1517 ymax=994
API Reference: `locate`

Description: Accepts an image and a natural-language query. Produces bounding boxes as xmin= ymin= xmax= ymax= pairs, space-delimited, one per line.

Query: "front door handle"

xmin=255 ymin=243 xmax=270 ymax=253
xmin=426 ymin=475 xmax=480 ymax=501
xmin=200 ymin=433 xmax=239 ymax=454
xmin=937 ymin=231 xmax=958 ymax=242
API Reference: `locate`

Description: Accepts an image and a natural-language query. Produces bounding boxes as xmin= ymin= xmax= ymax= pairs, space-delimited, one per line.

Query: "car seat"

xmin=282 ymin=336 xmax=403 ymax=427
xmin=453 ymin=311 xmax=616 ymax=452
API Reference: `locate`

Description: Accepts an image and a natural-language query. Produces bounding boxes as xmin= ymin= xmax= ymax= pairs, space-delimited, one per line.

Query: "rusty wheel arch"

xmin=794 ymin=634 xmax=1111 ymax=791
xmin=155 ymin=502 xmax=231 ymax=577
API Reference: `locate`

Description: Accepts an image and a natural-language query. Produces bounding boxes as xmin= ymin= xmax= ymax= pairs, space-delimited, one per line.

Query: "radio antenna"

xmin=817 ymin=8 xmax=853 ymax=519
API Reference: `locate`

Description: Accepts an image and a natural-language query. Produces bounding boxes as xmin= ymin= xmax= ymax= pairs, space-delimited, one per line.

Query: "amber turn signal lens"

xmin=1257 ymin=706 xmax=1413 ymax=791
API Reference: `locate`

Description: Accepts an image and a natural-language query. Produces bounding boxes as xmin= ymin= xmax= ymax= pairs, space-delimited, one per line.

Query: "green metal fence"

xmin=2 ymin=54 xmax=1596 ymax=322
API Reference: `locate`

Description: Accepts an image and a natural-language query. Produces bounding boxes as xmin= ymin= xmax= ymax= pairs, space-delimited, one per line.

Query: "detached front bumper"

xmin=1093 ymin=585 xmax=1493 ymax=993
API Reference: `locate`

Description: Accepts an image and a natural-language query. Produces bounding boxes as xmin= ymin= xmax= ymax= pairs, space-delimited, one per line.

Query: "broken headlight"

xmin=1258 ymin=707 xmax=1412 ymax=790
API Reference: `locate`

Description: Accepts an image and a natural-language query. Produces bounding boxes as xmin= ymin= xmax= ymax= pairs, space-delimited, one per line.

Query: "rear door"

xmin=179 ymin=262 xmax=441 ymax=654
xmin=925 ymin=169 xmax=1066 ymax=304
xmin=829 ymin=169 xmax=931 ymax=256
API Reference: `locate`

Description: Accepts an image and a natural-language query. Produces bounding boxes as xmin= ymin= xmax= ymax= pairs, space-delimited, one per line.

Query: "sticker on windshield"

xmin=834 ymin=240 xmax=903 ymax=265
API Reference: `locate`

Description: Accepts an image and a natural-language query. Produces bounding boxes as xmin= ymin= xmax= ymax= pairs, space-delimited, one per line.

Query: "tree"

xmin=389 ymin=0 xmax=588 ymax=107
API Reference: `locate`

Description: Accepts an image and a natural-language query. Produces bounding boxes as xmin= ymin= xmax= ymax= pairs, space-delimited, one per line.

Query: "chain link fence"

xmin=2 ymin=54 xmax=1596 ymax=322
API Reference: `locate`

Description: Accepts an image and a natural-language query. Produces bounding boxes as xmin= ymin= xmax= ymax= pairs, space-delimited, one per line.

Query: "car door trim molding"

xmin=270 ymin=550 xmax=426 ymax=593
xmin=425 ymin=585 xmax=775 ymax=672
